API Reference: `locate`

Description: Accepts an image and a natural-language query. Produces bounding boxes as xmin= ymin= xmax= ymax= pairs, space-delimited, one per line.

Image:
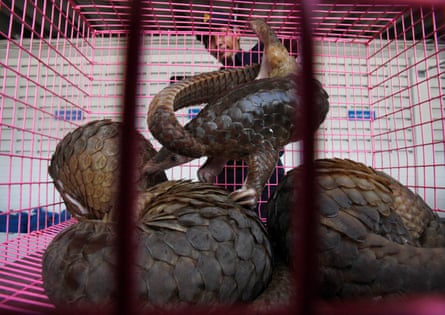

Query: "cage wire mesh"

xmin=0 ymin=0 xmax=444 ymax=313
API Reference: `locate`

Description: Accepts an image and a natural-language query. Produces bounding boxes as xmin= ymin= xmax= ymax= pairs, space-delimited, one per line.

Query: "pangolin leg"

xmin=230 ymin=147 xmax=281 ymax=208
xmin=197 ymin=157 xmax=228 ymax=183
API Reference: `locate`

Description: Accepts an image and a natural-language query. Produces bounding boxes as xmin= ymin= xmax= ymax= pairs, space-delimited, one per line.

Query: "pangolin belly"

xmin=266 ymin=158 xmax=445 ymax=298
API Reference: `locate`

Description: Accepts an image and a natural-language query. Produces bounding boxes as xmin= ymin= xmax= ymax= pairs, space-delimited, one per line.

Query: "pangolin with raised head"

xmin=144 ymin=19 xmax=329 ymax=207
xmin=266 ymin=158 xmax=445 ymax=299
xmin=48 ymin=119 xmax=167 ymax=220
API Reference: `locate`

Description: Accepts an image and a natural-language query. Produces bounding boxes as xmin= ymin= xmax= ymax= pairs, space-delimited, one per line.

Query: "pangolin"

xmin=42 ymin=180 xmax=273 ymax=311
xmin=144 ymin=19 xmax=329 ymax=207
xmin=48 ymin=119 xmax=167 ymax=220
xmin=266 ymin=158 xmax=445 ymax=299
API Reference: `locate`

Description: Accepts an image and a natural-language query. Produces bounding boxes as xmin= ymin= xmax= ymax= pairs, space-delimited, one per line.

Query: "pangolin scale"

xmin=144 ymin=19 xmax=329 ymax=207
xmin=48 ymin=119 xmax=167 ymax=220
xmin=266 ymin=158 xmax=445 ymax=299
xmin=42 ymin=180 xmax=273 ymax=311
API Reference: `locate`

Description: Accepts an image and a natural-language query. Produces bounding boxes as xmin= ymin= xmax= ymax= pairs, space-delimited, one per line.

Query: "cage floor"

xmin=0 ymin=220 xmax=75 ymax=314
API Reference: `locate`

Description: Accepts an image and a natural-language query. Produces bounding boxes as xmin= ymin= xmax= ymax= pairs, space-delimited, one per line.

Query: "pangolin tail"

xmin=147 ymin=65 xmax=260 ymax=157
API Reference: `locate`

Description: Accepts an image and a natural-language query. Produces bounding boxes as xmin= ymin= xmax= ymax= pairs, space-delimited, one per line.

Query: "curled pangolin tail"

xmin=147 ymin=65 xmax=260 ymax=157
xmin=331 ymin=232 xmax=445 ymax=298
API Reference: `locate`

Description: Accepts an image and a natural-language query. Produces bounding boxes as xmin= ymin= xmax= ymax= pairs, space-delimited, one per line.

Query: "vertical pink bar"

xmin=431 ymin=8 xmax=445 ymax=212
xmin=115 ymin=0 xmax=143 ymax=313
xmin=0 ymin=1 xmax=444 ymax=314
xmin=293 ymin=1 xmax=319 ymax=314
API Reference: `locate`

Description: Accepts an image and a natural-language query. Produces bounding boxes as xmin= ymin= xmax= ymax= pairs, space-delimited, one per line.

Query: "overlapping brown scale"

xmin=144 ymin=19 xmax=329 ymax=207
xmin=42 ymin=180 xmax=273 ymax=310
xmin=266 ymin=158 xmax=445 ymax=299
xmin=48 ymin=119 xmax=167 ymax=220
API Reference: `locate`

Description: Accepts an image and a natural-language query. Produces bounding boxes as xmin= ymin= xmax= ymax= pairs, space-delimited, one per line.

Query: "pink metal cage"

xmin=0 ymin=0 xmax=444 ymax=314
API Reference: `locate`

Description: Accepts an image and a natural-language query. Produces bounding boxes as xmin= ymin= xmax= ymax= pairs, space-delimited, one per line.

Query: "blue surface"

xmin=188 ymin=107 xmax=201 ymax=119
xmin=347 ymin=109 xmax=376 ymax=120
xmin=54 ymin=109 xmax=84 ymax=121
xmin=0 ymin=208 xmax=71 ymax=233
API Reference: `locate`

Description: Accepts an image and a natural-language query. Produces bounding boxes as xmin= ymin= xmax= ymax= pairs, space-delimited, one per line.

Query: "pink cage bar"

xmin=0 ymin=0 xmax=444 ymax=314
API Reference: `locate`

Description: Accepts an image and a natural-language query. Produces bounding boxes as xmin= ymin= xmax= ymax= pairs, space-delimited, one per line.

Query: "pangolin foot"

xmin=229 ymin=187 xmax=257 ymax=208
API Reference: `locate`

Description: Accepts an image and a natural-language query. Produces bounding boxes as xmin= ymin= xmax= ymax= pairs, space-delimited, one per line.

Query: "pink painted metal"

xmin=0 ymin=220 xmax=75 ymax=314
xmin=0 ymin=0 xmax=444 ymax=313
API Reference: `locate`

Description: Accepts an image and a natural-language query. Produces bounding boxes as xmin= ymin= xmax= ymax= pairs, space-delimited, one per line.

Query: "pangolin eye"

xmin=170 ymin=155 xmax=178 ymax=163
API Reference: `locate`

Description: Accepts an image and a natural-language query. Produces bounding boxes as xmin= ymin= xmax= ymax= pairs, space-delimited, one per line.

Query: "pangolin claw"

xmin=230 ymin=187 xmax=258 ymax=208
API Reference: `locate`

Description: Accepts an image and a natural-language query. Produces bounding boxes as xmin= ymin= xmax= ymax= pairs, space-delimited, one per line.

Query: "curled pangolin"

xmin=48 ymin=119 xmax=167 ymax=220
xmin=144 ymin=19 xmax=329 ymax=207
xmin=45 ymin=119 xmax=276 ymax=310
xmin=42 ymin=180 xmax=273 ymax=311
xmin=266 ymin=158 xmax=445 ymax=299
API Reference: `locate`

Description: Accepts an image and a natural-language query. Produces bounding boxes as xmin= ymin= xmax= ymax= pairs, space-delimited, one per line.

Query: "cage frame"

xmin=0 ymin=0 xmax=445 ymax=314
